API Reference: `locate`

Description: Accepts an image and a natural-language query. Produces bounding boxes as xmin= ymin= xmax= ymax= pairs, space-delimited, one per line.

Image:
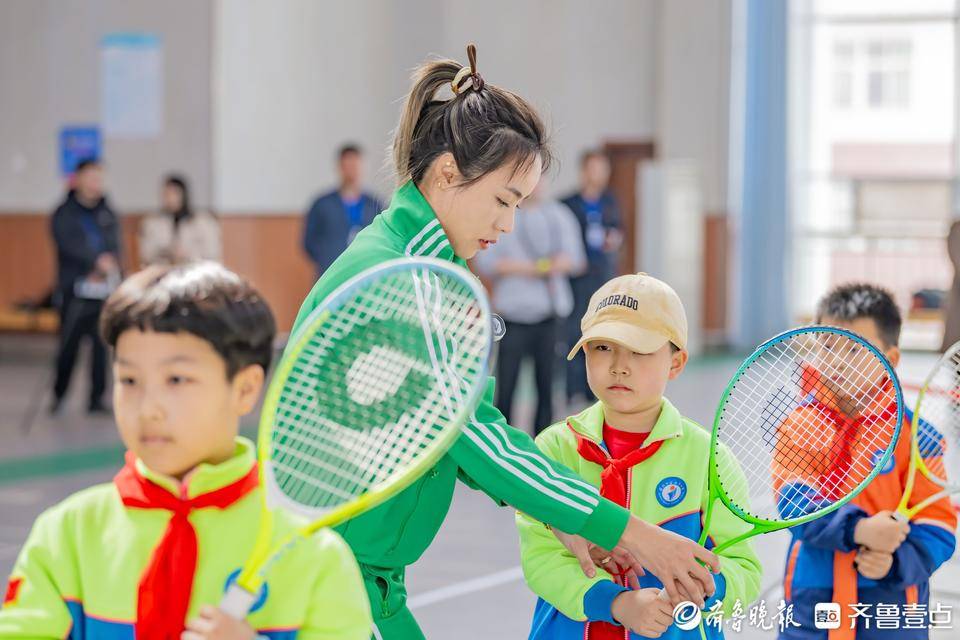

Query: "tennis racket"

xmin=220 ymin=257 xmax=493 ymax=617
xmin=667 ymin=326 xmax=903 ymax=634
xmin=701 ymin=326 xmax=903 ymax=553
xmin=894 ymin=340 xmax=960 ymax=521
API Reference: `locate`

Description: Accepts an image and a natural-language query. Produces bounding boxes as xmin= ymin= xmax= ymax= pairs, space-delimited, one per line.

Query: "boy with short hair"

xmin=517 ymin=273 xmax=762 ymax=639
xmin=777 ymin=283 xmax=957 ymax=640
xmin=0 ymin=262 xmax=372 ymax=639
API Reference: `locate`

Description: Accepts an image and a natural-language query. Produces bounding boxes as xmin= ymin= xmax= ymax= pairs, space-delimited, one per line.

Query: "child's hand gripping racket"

xmin=219 ymin=258 xmax=493 ymax=617
xmin=894 ymin=340 xmax=960 ymax=522
xmin=660 ymin=326 xmax=903 ymax=629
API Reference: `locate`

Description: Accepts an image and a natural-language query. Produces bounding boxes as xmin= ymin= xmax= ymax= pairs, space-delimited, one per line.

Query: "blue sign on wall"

xmin=59 ymin=126 xmax=101 ymax=176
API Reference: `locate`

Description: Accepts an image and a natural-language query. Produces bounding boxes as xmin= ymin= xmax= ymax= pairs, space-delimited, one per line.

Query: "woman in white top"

xmin=139 ymin=175 xmax=221 ymax=266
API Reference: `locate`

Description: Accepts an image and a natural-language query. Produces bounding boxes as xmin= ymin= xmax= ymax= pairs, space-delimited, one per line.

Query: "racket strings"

xmin=715 ymin=330 xmax=900 ymax=522
xmin=275 ymin=305 xmax=469 ymax=505
xmin=915 ymin=348 xmax=960 ymax=487
xmin=724 ymin=342 xmax=888 ymax=490
xmin=268 ymin=269 xmax=487 ymax=513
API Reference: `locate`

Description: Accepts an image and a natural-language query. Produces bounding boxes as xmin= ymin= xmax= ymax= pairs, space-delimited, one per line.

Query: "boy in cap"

xmin=516 ymin=273 xmax=761 ymax=639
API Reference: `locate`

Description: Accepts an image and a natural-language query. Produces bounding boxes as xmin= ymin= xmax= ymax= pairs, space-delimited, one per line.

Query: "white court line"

xmin=407 ymin=566 xmax=524 ymax=610
xmin=406 ymin=567 xmax=787 ymax=611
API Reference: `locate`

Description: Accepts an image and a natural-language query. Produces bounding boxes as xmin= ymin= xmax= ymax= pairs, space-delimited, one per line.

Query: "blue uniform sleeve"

xmin=789 ymin=502 xmax=867 ymax=552
xmin=881 ymin=522 xmax=956 ymax=589
xmin=703 ymin=572 xmax=728 ymax=610
xmin=583 ymin=581 xmax=629 ymax=624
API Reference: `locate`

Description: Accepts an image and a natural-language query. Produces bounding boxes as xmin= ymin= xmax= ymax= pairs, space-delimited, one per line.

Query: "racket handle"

xmin=891 ymin=511 xmax=909 ymax=524
xmin=220 ymin=583 xmax=258 ymax=619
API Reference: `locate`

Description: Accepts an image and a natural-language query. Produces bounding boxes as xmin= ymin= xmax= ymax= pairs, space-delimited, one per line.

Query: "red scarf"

xmin=113 ymin=453 xmax=259 ymax=639
xmin=799 ymin=366 xmax=899 ymax=640
xmin=569 ymin=423 xmax=665 ymax=640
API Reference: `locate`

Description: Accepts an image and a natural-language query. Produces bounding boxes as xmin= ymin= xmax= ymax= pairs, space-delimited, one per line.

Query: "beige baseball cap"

xmin=567 ymin=272 xmax=688 ymax=359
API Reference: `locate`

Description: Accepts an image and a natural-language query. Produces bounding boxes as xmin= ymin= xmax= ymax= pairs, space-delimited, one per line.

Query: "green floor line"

xmin=0 ymin=444 xmax=126 ymax=485
xmin=0 ymin=354 xmax=747 ymax=486
xmin=0 ymin=427 xmax=259 ymax=485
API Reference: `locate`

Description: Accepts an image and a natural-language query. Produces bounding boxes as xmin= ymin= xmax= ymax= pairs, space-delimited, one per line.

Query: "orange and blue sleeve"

xmin=881 ymin=419 xmax=957 ymax=588
xmin=774 ymin=409 xmax=869 ymax=551
xmin=881 ymin=523 xmax=955 ymax=588
xmin=788 ymin=503 xmax=867 ymax=551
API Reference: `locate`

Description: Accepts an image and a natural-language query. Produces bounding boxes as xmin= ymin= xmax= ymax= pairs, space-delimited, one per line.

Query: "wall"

xmin=0 ymin=0 xmax=213 ymax=211
xmin=212 ymin=0 xmax=658 ymax=211
xmin=654 ymin=0 xmax=734 ymax=341
xmin=0 ymin=213 xmax=313 ymax=331
xmin=1 ymin=0 xmax=737 ymax=338
xmin=656 ymin=0 xmax=732 ymax=215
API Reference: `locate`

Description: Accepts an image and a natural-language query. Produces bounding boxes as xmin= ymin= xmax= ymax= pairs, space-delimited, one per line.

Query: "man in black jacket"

xmin=50 ymin=159 xmax=121 ymax=414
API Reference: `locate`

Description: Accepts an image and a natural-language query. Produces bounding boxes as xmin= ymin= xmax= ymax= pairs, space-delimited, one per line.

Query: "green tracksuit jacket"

xmin=290 ymin=181 xmax=631 ymax=639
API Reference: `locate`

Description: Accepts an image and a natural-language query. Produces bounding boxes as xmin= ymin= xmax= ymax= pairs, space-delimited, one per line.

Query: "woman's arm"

xmin=449 ymin=383 xmax=719 ymax=603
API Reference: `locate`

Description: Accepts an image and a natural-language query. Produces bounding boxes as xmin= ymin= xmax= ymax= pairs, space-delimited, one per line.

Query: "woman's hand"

xmin=617 ymin=516 xmax=719 ymax=606
xmin=588 ymin=544 xmax=643 ymax=588
xmin=551 ymin=518 xmax=717 ymax=601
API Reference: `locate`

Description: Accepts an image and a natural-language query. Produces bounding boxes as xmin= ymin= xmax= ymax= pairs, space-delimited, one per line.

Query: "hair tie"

xmin=451 ymin=43 xmax=484 ymax=95
xmin=451 ymin=66 xmax=473 ymax=95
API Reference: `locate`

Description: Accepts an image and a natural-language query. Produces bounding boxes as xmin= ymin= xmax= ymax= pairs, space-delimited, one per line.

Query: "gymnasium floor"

xmin=1 ymin=335 xmax=958 ymax=638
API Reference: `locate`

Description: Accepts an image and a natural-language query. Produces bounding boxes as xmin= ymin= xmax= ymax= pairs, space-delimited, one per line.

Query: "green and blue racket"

xmin=702 ymin=325 xmax=903 ymax=553
xmin=667 ymin=326 xmax=903 ymax=634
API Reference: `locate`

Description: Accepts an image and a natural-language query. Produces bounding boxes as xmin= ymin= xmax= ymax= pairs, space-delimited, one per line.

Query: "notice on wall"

xmin=100 ymin=33 xmax=163 ymax=138
xmin=59 ymin=126 xmax=101 ymax=176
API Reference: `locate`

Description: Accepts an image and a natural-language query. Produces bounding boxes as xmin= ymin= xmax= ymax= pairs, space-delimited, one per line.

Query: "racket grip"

xmin=220 ymin=583 xmax=258 ymax=619
xmin=891 ymin=511 xmax=909 ymax=524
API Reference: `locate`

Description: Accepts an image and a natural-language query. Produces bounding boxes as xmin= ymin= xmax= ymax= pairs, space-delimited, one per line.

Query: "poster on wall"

xmin=100 ymin=32 xmax=163 ymax=138
xmin=59 ymin=126 xmax=101 ymax=177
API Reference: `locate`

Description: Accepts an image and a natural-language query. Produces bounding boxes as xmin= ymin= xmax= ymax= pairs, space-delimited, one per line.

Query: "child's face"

xmin=818 ymin=316 xmax=901 ymax=394
xmin=584 ymin=340 xmax=687 ymax=415
xmin=112 ymin=330 xmax=264 ymax=479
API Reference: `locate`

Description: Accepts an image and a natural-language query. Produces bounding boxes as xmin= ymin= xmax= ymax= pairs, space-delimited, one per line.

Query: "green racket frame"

xmin=700 ymin=326 xmax=904 ymax=554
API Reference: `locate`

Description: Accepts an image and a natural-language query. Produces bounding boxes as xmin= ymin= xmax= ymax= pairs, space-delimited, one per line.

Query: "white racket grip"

xmin=891 ymin=511 xmax=909 ymax=524
xmin=220 ymin=583 xmax=257 ymax=619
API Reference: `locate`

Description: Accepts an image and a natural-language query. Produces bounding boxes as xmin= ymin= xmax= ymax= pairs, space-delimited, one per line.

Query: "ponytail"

xmin=391 ymin=44 xmax=552 ymax=187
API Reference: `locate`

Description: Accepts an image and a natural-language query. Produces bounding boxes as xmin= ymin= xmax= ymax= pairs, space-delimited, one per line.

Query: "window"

xmin=866 ymin=40 xmax=911 ymax=108
xmin=789 ymin=1 xmax=956 ymax=348
xmin=832 ymin=41 xmax=855 ymax=107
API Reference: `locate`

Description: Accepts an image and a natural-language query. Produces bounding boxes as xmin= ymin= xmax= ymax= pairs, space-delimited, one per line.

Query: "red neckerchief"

xmin=799 ymin=366 xmax=899 ymax=640
xmin=113 ymin=452 xmax=258 ymax=639
xmin=570 ymin=422 xmax=665 ymax=640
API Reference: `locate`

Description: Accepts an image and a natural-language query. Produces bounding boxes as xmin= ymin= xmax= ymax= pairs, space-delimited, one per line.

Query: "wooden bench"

xmin=0 ymin=306 xmax=59 ymax=333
